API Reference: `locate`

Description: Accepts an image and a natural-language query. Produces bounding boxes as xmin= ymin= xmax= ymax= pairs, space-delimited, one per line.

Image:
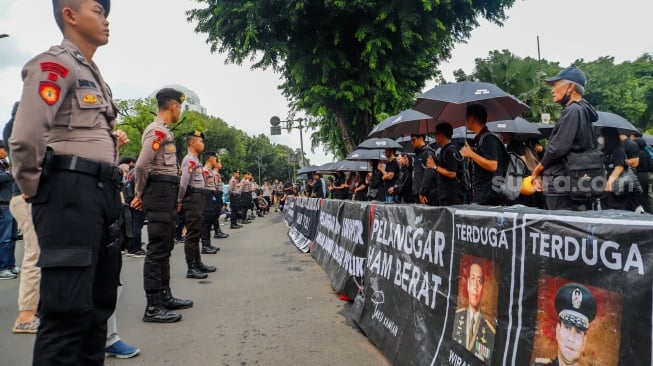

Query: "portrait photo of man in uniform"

xmin=452 ymin=256 xmax=498 ymax=364
xmin=531 ymin=277 xmax=622 ymax=366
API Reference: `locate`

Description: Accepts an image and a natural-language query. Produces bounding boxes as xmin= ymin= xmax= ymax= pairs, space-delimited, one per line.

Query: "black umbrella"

xmin=368 ymin=109 xmax=436 ymax=138
xmin=643 ymin=134 xmax=653 ymax=147
xmin=413 ymin=81 xmax=530 ymax=128
xmin=297 ymin=165 xmax=320 ymax=175
xmin=534 ymin=122 xmax=555 ymax=138
xmin=594 ymin=111 xmax=640 ymax=135
xmin=333 ymin=160 xmax=372 ymax=172
xmin=345 ymin=149 xmax=386 ymax=161
xmin=316 ymin=162 xmax=337 ymax=173
xmin=357 ymin=137 xmax=403 ymax=150
xmin=487 ymin=117 xmax=541 ymax=138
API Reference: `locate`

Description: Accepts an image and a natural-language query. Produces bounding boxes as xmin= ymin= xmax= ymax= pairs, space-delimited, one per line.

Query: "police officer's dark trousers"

xmin=142 ymin=179 xmax=178 ymax=293
xmin=182 ymin=191 xmax=205 ymax=268
xmin=32 ymin=168 xmax=121 ymax=366
xmin=229 ymin=193 xmax=240 ymax=226
xmin=201 ymin=192 xmax=217 ymax=248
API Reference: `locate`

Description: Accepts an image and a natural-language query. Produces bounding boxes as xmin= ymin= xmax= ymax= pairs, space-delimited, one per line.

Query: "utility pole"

xmin=269 ymin=116 xmax=306 ymax=168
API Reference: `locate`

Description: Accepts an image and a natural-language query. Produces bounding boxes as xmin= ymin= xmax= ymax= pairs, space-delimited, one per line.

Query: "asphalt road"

xmin=0 ymin=212 xmax=389 ymax=366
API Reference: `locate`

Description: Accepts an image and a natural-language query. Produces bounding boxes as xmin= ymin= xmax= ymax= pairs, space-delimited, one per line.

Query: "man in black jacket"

xmin=389 ymin=153 xmax=414 ymax=203
xmin=411 ymin=134 xmax=434 ymax=204
xmin=531 ymin=66 xmax=598 ymax=210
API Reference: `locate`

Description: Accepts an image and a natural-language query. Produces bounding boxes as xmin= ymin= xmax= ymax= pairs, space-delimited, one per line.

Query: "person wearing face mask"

xmin=530 ymin=66 xmax=598 ymax=210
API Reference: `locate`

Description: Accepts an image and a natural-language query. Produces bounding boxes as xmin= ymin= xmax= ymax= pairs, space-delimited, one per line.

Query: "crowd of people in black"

xmin=304 ymin=67 xmax=652 ymax=214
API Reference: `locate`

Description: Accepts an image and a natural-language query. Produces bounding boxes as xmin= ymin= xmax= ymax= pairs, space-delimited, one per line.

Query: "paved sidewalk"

xmin=0 ymin=213 xmax=389 ymax=366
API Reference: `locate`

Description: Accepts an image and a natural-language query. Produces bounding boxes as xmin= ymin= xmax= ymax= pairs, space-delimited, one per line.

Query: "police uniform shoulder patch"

xmin=40 ymin=62 xmax=69 ymax=78
xmin=82 ymin=94 xmax=98 ymax=104
xmin=189 ymin=160 xmax=196 ymax=173
xmin=154 ymin=130 xmax=166 ymax=141
xmin=152 ymin=140 xmax=161 ymax=151
xmin=39 ymin=81 xmax=61 ymax=105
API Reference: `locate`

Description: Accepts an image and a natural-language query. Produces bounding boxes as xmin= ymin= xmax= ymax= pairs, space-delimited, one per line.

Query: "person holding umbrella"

xmin=389 ymin=153 xmax=414 ymax=203
xmin=434 ymin=123 xmax=464 ymax=206
xmin=411 ymin=134 xmax=434 ymax=204
xmin=460 ymin=104 xmax=506 ymax=206
xmin=530 ymin=66 xmax=599 ymax=210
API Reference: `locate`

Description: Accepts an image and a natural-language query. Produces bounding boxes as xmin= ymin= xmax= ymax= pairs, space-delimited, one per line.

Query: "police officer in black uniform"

xmin=10 ymin=0 xmax=127 ymax=363
xmin=200 ymin=151 xmax=222 ymax=254
xmin=132 ymin=88 xmax=191 ymax=324
xmin=178 ymin=131 xmax=216 ymax=279
xmin=534 ymin=283 xmax=597 ymax=366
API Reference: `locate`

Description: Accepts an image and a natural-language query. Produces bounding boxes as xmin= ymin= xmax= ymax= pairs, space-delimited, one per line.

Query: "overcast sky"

xmin=1 ymin=0 xmax=652 ymax=165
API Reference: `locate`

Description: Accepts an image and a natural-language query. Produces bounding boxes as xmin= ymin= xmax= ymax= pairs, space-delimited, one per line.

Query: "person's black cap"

xmin=545 ymin=66 xmax=586 ymax=87
xmin=555 ymin=283 xmax=596 ymax=331
xmin=186 ymin=130 xmax=204 ymax=140
xmin=0 ymin=140 xmax=4 ymax=148
xmin=96 ymin=0 xmax=110 ymax=17
xmin=233 ymin=169 xmax=240 ymax=174
xmin=203 ymin=151 xmax=217 ymax=159
xmin=156 ymin=88 xmax=185 ymax=105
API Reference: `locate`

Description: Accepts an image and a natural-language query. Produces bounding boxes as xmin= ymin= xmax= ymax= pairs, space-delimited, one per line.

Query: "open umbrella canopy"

xmin=316 ymin=161 xmax=337 ymax=173
xmin=643 ymin=134 xmax=653 ymax=147
xmin=413 ymin=81 xmax=530 ymax=128
xmin=487 ymin=117 xmax=542 ymax=138
xmin=368 ymin=109 xmax=436 ymax=138
xmin=333 ymin=160 xmax=372 ymax=172
xmin=356 ymin=137 xmax=403 ymax=150
xmin=296 ymin=173 xmax=309 ymax=181
xmin=345 ymin=149 xmax=386 ymax=161
xmin=534 ymin=122 xmax=555 ymax=138
xmin=297 ymin=165 xmax=320 ymax=175
xmin=594 ymin=111 xmax=640 ymax=135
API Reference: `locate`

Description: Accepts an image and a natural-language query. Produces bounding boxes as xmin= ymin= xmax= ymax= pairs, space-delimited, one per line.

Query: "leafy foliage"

xmin=116 ymin=98 xmax=306 ymax=182
xmin=187 ymin=0 xmax=517 ymax=157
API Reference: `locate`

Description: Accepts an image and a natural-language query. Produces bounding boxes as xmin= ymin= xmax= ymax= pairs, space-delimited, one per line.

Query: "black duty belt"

xmin=149 ymin=174 xmax=180 ymax=184
xmin=52 ymin=155 xmax=119 ymax=181
xmin=229 ymin=193 xmax=240 ymax=197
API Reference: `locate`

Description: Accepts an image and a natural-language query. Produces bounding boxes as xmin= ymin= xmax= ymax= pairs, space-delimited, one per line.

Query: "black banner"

xmin=311 ymin=200 xmax=369 ymax=299
xmin=353 ymin=205 xmax=456 ymax=366
xmin=287 ymin=197 xmax=321 ymax=253
xmin=283 ymin=196 xmax=296 ymax=227
xmin=286 ymin=201 xmax=653 ymax=365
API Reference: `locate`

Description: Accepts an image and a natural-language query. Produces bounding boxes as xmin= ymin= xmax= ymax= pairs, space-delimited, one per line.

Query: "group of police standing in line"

xmin=6 ymin=1 xmax=243 ymax=363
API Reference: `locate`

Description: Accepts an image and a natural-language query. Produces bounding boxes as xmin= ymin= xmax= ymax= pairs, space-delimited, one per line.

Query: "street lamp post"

xmin=256 ymin=153 xmax=273 ymax=185
xmin=269 ymin=116 xmax=306 ymax=168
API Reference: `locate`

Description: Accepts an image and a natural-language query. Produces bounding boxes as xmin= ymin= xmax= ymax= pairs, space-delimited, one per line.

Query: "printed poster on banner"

xmin=443 ymin=208 xmax=519 ymax=366
xmin=353 ymin=205 xmax=456 ymax=366
xmin=283 ymin=196 xmax=295 ymax=227
xmin=312 ymin=200 xmax=369 ymax=299
xmin=517 ymin=211 xmax=653 ymax=366
xmin=287 ymin=197 xmax=321 ymax=253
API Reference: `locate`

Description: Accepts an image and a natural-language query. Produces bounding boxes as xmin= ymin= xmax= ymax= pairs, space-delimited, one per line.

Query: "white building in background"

xmin=149 ymin=84 xmax=207 ymax=115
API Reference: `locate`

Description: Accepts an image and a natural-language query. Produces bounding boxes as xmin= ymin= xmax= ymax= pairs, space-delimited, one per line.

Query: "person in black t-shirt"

xmin=434 ymin=123 xmax=463 ymax=205
xmin=502 ymin=133 xmax=526 ymax=158
xmin=601 ymin=127 xmax=631 ymax=210
xmin=331 ymin=170 xmax=349 ymax=200
xmin=633 ymin=137 xmax=652 ymax=211
xmin=379 ymin=148 xmax=399 ymax=203
xmin=411 ymin=135 xmax=434 ymax=204
xmin=311 ymin=173 xmax=326 ymax=199
xmin=460 ymin=104 xmax=505 ymax=206
xmin=389 ymin=153 xmax=414 ymax=203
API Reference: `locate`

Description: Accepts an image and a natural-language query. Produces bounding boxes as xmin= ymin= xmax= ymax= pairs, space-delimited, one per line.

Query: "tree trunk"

xmin=336 ymin=112 xmax=357 ymax=154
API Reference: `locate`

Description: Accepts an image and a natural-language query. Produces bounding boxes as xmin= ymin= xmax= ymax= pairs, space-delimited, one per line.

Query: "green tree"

xmin=579 ymin=54 xmax=653 ymax=129
xmin=453 ymin=50 xmax=562 ymax=122
xmin=187 ymin=0 xmax=517 ymax=157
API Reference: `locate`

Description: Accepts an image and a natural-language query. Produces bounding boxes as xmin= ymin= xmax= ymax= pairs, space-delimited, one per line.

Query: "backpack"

xmin=479 ymin=133 xmax=527 ymax=201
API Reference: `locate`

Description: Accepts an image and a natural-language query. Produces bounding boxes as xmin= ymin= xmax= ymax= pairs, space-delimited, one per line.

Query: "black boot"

xmin=197 ymin=262 xmax=217 ymax=273
xmin=201 ymin=246 xmax=219 ymax=254
xmin=214 ymin=228 xmax=229 ymax=239
xmin=143 ymin=292 xmax=182 ymax=323
xmin=161 ymin=287 xmax=193 ymax=310
xmin=186 ymin=263 xmax=208 ymax=279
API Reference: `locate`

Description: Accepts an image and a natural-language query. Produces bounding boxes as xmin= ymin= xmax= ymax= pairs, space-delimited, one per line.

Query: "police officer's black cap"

xmin=156 ymin=88 xmax=185 ymax=105
xmin=0 ymin=140 xmax=4 ymax=148
xmin=545 ymin=66 xmax=587 ymax=87
xmin=186 ymin=130 xmax=204 ymax=140
xmin=203 ymin=151 xmax=217 ymax=159
xmin=555 ymin=283 xmax=596 ymax=331
xmin=233 ymin=169 xmax=240 ymax=174
xmin=96 ymin=0 xmax=110 ymax=17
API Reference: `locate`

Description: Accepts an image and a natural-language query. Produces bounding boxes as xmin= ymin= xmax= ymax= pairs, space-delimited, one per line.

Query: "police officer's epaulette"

xmin=44 ymin=45 xmax=66 ymax=56
xmin=455 ymin=307 xmax=465 ymax=313
xmin=533 ymin=357 xmax=552 ymax=365
xmin=483 ymin=318 xmax=495 ymax=333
